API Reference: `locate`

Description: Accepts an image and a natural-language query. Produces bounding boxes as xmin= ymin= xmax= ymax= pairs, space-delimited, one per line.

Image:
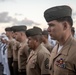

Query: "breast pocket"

xmin=30 ymin=57 xmax=37 ymax=69
xmin=55 ymin=57 xmax=75 ymax=75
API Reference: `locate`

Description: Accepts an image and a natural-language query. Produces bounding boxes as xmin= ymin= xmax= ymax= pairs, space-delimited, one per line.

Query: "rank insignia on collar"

xmin=56 ymin=58 xmax=66 ymax=68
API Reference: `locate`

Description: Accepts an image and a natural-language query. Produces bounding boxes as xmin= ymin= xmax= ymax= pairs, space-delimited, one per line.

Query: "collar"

xmin=58 ymin=36 xmax=73 ymax=56
xmin=34 ymin=43 xmax=43 ymax=55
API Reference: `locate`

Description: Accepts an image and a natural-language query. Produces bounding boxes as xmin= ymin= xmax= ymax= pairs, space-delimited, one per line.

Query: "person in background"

xmin=10 ymin=26 xmax=20 ymax=75
xmin=13 ymin=25 xmax=29 ymax=75
xmin=5 ymin=27 xmax=13 ymax=75
xmin=44 ymin=5 xmax=76 ymax=75
xmin=42 ymin=30 xmax=53 ymax=53
xmin=0 ymin=34 xmax=6 ymax=75
xmin=1 ymin=35 xmax=10 ymax=75
xmin=71 ymin=27 xmax=75 ymax=37
xmin=26 ymin=27 xmax=50 ymax=75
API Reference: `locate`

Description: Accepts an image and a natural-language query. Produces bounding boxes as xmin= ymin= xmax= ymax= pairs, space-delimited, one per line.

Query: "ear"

xmin=34 ymin=39 xmax=37 ymax=43
xmin=62 ymin=21 xmax=68 ymax=30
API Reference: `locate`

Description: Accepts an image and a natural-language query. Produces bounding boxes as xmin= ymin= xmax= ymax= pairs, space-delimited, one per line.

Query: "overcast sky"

xmin=0 ymin=0 xmax=76 ymax=33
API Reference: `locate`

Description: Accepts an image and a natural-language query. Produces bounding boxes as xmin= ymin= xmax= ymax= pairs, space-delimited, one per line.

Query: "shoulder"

xmin=37 ymin=44 xmax=51 ymax=59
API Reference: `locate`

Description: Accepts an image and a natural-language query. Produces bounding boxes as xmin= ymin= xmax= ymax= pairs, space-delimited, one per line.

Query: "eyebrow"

xmin=48 ymin=23 xmax=55 ymax=26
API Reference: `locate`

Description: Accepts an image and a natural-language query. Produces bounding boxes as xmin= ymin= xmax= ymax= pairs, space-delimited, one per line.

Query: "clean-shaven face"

xmin=47 ymin=20 xmax=64 ymax=40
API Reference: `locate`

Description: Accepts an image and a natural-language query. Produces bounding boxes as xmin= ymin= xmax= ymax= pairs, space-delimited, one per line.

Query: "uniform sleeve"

xmin=13 ymin=41 xmax=20 ymax=51
xmin=7 ymin=41 xmax=13 ymax=57
xmin=23 ymin=45 xmax=29 ymax=59
xmin=8 ymin=40 xmax=14 ymax=50
xmin=37 ymin=52 xmax=50 ymax=75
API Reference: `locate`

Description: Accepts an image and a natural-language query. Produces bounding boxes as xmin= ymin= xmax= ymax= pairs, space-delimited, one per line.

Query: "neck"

xmin=43 ymin=39 xmax=48 ymax=44
xmin=33 ymin=43 xmax=40 ymax=51
xmin=20 ymin=36 xmax=27 ymax=43
xmin=8 ymin=36 xmax=13 ymax=39
xmin=58 ymin=34 xmax=71 ymax=45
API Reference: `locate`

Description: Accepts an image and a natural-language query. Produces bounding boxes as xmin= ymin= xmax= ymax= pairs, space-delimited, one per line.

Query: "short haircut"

xmin=56 ymin=16 xmax=73 ymax=27
xmin=31 ymin=35 xmax=42 ymax=43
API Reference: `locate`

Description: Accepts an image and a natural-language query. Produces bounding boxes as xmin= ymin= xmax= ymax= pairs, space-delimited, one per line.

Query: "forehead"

xmin=48 ymin=20 xmax=58 ymax=25
xmin=6 ymin=31 xmax=11 ymax=33
xmin=28 ymin=36 xmax=35 ymax=41
xmin=14 ymin=32 xmax=20 ymax=34
xmin=28 ymin=37 xmax=32 ymax=39
xmin=42 ymin=34 xmax=46 ymax=37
